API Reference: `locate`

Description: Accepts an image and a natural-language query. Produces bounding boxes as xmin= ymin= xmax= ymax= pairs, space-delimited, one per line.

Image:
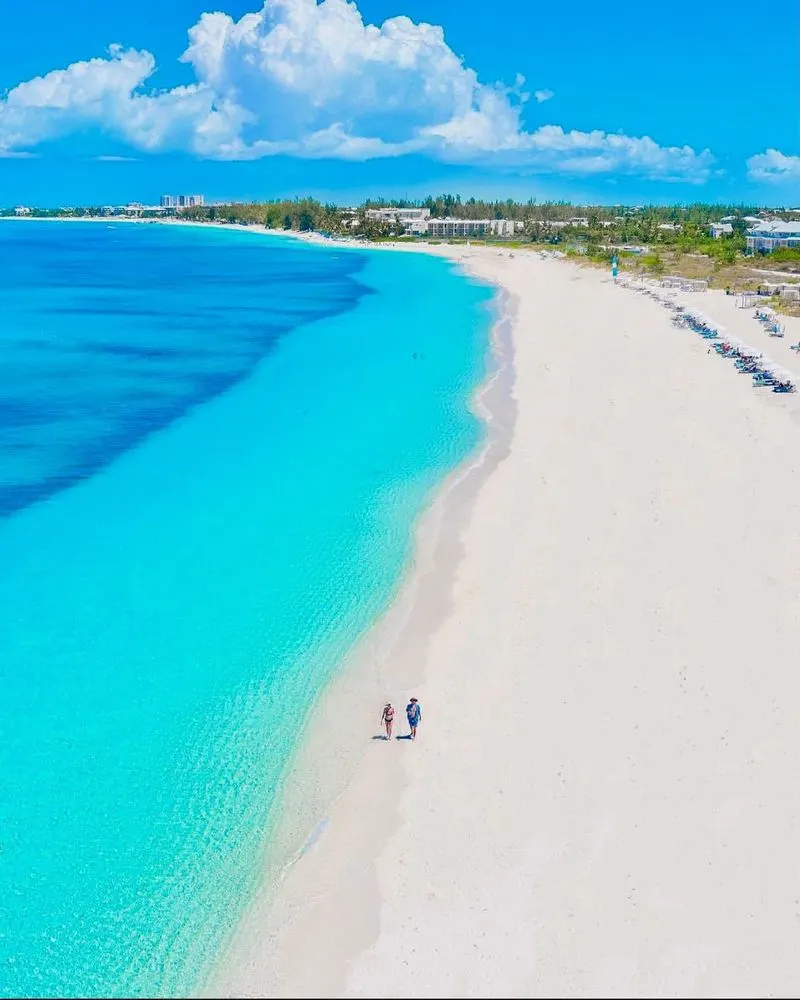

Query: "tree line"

xmin=3 ymin=197 xmax=793 ymax=263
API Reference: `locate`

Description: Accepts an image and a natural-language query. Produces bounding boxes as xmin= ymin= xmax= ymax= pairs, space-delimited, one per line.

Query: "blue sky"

xmin=0 ymin=0 xmax=797 ymax=206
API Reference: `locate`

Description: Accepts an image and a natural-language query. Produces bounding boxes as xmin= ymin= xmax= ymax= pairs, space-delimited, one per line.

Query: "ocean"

xmin=0 ymin=221 xmax=492 ymax=997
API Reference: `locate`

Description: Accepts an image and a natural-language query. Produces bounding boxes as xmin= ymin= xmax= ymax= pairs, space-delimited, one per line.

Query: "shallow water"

xmin=0 ymin=223 xmax=492 ymax=997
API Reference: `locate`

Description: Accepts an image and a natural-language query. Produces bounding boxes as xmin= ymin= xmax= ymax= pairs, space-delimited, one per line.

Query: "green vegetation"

xmin=173 ymin=198 xmax=769 ymax=262
xmin=641 ymin=253 xmax=665 ymax=275
xmin=179 ymin=198 xmax=351 ymax=235
xmin=0 ymin=196 xmax=791 ymax=258
xmin=766 ymin=247 xmax=800 ymax=264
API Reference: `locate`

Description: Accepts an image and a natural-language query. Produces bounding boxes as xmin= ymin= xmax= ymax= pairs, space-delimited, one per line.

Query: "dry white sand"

xmin=212 ymin=247 xmax=800 ymax=998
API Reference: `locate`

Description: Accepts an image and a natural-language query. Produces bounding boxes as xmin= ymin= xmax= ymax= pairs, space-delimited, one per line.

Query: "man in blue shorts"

xmin=406 ymin=697 xmax=421 ymax=740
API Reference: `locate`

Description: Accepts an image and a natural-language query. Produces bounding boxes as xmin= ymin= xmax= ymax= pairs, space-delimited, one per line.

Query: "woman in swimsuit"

xmin=380 ymin=702 xmax=395 ymax=740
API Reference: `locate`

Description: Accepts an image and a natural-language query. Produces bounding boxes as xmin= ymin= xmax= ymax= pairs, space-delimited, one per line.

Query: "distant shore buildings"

xmin=709 ymin=222 xmax=733 ymax=238
xmin=160 ymin=194 xmax=205 ymax=209
xmin=745 ymin=220 xmax=800 ymax=254
xmin=365 ymin=207 xmax=430 ymax=225
xmin=425 ymin=218 xmax=517 ymax=238
xmin=364 ymin=207 xmax=520 ymax=239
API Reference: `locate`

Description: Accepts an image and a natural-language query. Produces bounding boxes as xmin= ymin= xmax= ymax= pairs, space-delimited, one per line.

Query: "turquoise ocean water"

xmin=0 ymin=222 xmax=492 ymax=997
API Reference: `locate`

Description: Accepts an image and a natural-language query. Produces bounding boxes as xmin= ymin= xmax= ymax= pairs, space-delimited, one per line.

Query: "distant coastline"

xmin=6 ymin=208 xmax=797 ymax=321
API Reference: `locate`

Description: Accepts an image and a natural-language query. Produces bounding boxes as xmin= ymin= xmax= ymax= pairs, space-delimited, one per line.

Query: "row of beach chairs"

xmin=671 ymin=309 xmax=796 ymax=394
xmin=754 ymin=308 xmax=784 ymax=338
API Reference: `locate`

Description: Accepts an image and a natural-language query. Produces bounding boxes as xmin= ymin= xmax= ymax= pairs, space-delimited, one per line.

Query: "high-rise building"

xmin=160 ymin=194 xmax=204 ymax=209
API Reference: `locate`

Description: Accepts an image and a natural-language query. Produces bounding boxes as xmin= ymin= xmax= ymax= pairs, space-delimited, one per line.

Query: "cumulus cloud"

xmin=0 ymin=47 xmax=157 ymax=149
xmin=0 ymin=0 xmax=715 ymax=180
xmin=747 ymin=148 xmax=800 ymax=183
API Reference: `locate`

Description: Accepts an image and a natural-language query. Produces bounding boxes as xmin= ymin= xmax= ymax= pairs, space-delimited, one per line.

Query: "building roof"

xmin=747 ymin=221 xmax=800 ymax=235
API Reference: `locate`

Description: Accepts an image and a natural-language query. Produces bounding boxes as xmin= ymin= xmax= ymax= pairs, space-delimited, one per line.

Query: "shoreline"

xmin=206 ymin=256 xmax=518 ymax=997
xmin=214 ymin=247 xmax=800 ymax=997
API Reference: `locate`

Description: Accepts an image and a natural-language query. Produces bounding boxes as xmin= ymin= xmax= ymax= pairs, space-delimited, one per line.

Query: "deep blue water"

xmin=0 ymin=222 xmax=492 ymax=997
xmin=0 ymin=222 xmax=367 ymax=517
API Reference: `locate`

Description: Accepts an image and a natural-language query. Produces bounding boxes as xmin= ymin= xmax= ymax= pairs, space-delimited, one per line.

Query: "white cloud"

xmin=0 ymin=46 xmax=156 ymax=149
xmin=747 ymin=148 xmax=800 ymax=183
xmin=94 ymin=154 xmax=140 ymax=162
xmin=0 ymin=0 xmax=715 ymax=181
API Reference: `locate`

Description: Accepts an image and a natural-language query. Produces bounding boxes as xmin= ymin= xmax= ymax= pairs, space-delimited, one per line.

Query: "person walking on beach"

xmin=380 ymin=702 xmax=395 ymax=740
xmin=406 ymin=698 xmax=421 ymax=740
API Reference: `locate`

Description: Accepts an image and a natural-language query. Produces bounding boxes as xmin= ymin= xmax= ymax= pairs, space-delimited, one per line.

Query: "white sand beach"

xmin=209 ymin=249 xmax=800 ymax=999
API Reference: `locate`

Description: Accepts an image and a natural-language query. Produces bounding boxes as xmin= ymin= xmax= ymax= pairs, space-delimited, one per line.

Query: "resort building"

xmin=365 ymin=207 xmax=430 ymax=225
xmin=745 ymin=221 xmax=800 ymax=253
xmin=122 ymin=203 xmax=172 ymax=217
xmin=14 ymin=205 xmax=31 ymax=216
xmin=709 ymin=223 xmax=733 ymax=238
xmin=424 ymin=218 xmax=515 ymax=238
xmin=160 ymin=194 xmax=205 ymax=209
xmin=404 ymin=218 xmax=431 ymax=236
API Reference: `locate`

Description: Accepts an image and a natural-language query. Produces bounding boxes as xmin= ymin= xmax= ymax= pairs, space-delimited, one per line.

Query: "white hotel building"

xmin=423 ymin=218 xmax=516 ymax=238
xmin=365 ymin=207 xmax=430 ymax=225
xmin=745 ymin=221 xmax=800 ymax=253
xmin=363 ymin=208 xmax=516 ymax=239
